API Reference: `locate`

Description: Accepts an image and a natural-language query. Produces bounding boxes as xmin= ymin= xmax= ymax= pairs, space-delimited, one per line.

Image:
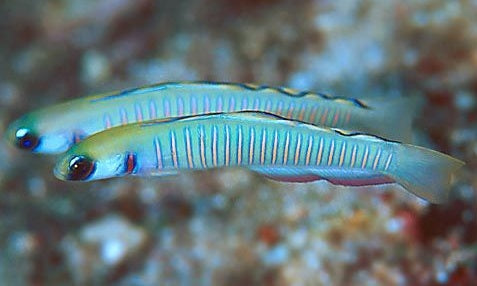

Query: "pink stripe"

xmin=254 ymin=98 xmax=260 ymax=110
xmin=298 ymin=104 xmax=306 ymax=121
xmin=229 ymin=97 xmax=236 ymax=111
xmin=332 ymin=111 xmax=339 ymax=126
xmin=135 ymin=103 xmax=143 ymax=121
xmin=265 ymin=100 xmax=272 ymax=112
xmin=287 ymin=102 xmax=294 ymax=118
xmin=177 ymin=97 xmax=184 ymax=116
xmin=309 ymin=106 xmax=318 ymax=123
xmin=277 ymin=101 xmax=283 ymax=115
xmin=103 ymin=113 xmax=112 ymax=129
xmin=149 ymin=100 xmax=157 ymax=119
xmin=120 ymin=107 xmax=128 ymax=125
xmin=242 ymin=97 xmax=248 ymax=109
xmin=217 ymin=96 xmax=223 ymax=112
xmin=328 ymin=176 xmax=394 ymax=186
xmin=320 ymin=108 xmax=329 ymax=125
xmin=345 ymin=111 xmax=351 ymax=124
xmin=191 ymin=97 xmax=197 ymax=114
xmin=204 ymin=96 xmax=210 ymax=112
xmin=164 ymin=99 xmax=170 ymax=117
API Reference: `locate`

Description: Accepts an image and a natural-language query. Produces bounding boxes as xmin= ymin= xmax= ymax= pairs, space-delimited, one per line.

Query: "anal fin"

xmin=249 ymin=167 xmax=322 ymax=183
xmin=149 ymin=170 xmax=180 ymax=177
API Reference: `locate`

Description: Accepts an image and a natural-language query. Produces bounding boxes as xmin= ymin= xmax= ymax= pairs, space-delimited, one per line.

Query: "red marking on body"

xmin=73 ymin=130 xmax=86 ymax=144
xmin=328 ymin=176 xmax=394 ymax=186
xmin=74 ymin=133 xmax=82 ymax=144
xmin=126 ymin=153 xmax=136 ymax=174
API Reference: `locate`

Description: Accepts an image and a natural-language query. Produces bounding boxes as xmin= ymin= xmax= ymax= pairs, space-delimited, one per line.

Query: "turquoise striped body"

xmin=90 ymin=82 xmax=367 ymax=130
xmin=6 ymin=81 xmax=413 ymax=154
xmin=54 ymin=112 xmax=464 ymax=203
xmin=143 ymin=119 xmax=393 ymax=178
xmin=56 ymin=112 xmax=397 ymax=186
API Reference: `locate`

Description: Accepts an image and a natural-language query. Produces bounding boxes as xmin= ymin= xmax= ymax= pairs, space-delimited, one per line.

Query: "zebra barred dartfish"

xmin=54 ymin=112 xmax=463 ymax=204
xmin=5 ymin=81 xmax=416 ymax=154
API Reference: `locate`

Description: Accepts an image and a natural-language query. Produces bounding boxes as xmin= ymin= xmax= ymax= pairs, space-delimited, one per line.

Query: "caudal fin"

xmin=387 ymin=144 xmax=464 ymax=203
xmin=364 ymin=96 xmax=422 ymax=143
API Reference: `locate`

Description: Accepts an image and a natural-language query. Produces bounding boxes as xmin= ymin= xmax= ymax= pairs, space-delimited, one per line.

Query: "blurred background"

xmin=1 ymin=0 xmax=477 ymax=285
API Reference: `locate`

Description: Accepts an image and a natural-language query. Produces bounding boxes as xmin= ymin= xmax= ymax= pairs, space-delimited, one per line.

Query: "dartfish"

xmin=54 ymin=112 xmax=463 ymax=204
xmin=6 ymin=81 xmax=416 ymax=154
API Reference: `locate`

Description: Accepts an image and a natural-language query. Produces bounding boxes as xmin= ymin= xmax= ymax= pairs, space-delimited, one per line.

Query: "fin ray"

xmin=386 ymin=145 xmax=464 ymax=203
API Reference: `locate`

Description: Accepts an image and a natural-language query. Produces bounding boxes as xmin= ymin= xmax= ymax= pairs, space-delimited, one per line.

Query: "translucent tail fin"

xmin=364 ymin=96 xmax=423 ymax=143
xmin=387 ymin=144 xmax=464 ymax=203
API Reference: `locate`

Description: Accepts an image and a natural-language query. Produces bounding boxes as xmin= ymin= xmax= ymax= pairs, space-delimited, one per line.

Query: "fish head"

xmin=5 ymin=113 xmax=77 ymax=154
xmin=5 ymin=114 xmax=42 ymax=152
xmin=54 ymin=142 xmax=128 ymax=181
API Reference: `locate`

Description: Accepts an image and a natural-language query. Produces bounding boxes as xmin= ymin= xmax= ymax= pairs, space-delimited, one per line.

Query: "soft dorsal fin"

xmin=331 ymin=128 xmax=401 ymax=143
xmin=90 ymin=81 xmax=370 ymax=108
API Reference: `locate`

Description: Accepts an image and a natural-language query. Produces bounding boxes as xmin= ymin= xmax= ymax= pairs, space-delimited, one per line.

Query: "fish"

xmin=5 ymin=81 xmax=417 ymax=154
xmin=54 ymin=111 xmax=463 ymax=204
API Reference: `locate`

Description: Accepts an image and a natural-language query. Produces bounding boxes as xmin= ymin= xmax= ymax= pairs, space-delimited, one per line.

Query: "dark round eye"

xmin=67 ymin=156 xmax=95 ymax=181
xmin=15 ymin=128 xmax=40 ymax=150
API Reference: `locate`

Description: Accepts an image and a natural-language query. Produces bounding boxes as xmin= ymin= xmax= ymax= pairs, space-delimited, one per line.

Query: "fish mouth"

xmin=53 ymin=155 xmax=71 ymax=181
xmin=53 ymin=162 xmax=68 ymax=181
xmin=4 ymin=121 xmax=21 ymax=147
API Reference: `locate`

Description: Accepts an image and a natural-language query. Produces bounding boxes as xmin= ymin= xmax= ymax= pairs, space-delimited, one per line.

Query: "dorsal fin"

xmin=332 ymin=128 xmax=401 ymax=143
xmin=139 ymin=111 xmax=400 ymax=145
xmin=89 ymin=81 xmax=370 ymax=109
xmin=138 ymin=111 xmax=292 ymax=128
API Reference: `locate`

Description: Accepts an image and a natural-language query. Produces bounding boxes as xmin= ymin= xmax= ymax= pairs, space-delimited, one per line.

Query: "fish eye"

xmin=15 ymin=128 xmax=40 ymax=150
xmin=67 ymin=156 xmax=95 ymax=181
